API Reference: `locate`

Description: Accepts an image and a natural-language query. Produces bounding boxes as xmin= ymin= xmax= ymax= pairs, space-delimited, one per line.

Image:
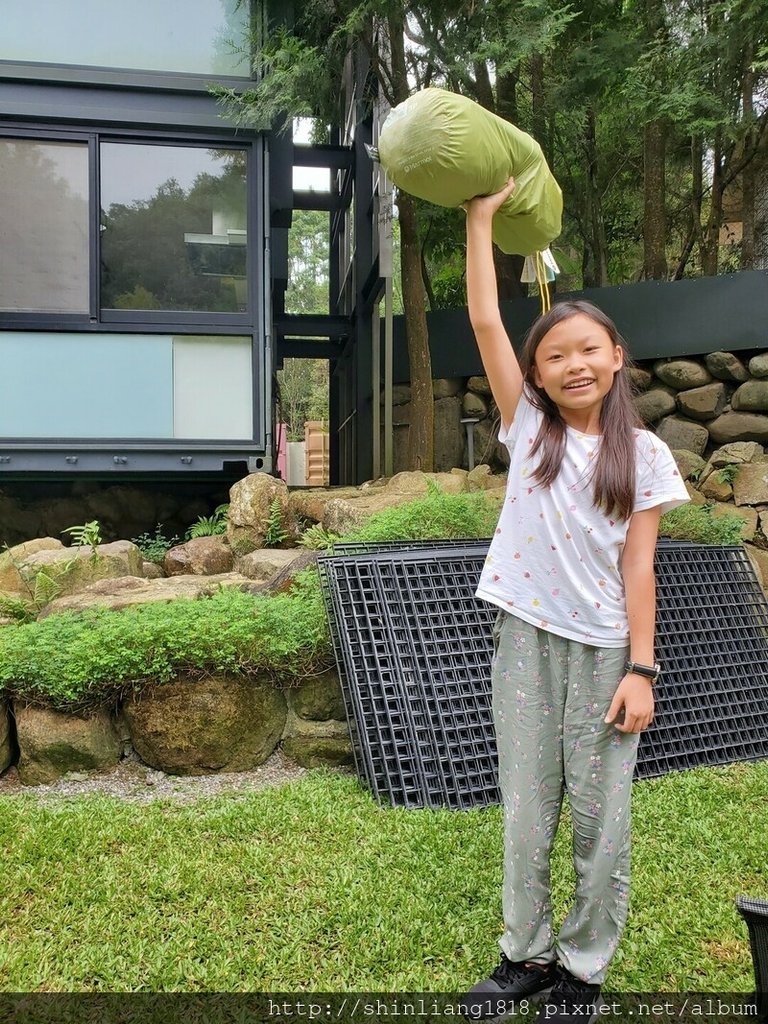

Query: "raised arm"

xmin=465 ymin=177 xmax=524 ymax=432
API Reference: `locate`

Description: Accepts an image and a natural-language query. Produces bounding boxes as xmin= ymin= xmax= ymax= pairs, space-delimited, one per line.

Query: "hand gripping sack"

xmin=376 ymin=88 xmax=562 ymax=258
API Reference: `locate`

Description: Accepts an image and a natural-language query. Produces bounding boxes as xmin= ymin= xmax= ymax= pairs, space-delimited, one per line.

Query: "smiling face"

xmin=531 ymin=313 xmax=624 ymax=431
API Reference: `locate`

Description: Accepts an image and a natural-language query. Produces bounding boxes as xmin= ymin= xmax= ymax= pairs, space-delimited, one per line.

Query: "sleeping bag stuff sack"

xmin=376 ymin=88 xmax=562 ymax=258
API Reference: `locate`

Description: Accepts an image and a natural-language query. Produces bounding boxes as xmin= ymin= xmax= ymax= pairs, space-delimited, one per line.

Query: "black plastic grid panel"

xmin=319 ymin=539 xmax=768 ymax=807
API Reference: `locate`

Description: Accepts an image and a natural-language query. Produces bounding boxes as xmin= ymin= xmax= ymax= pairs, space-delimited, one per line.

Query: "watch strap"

xmin=624 ymin=659 xmax=661 ymax=683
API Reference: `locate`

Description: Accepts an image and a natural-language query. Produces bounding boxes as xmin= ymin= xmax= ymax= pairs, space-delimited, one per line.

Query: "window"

xmin=100 ymin=143 xmax=247 ymax=313
xmin=0 ymin=139 xmax=89 ymax=313
xmin=0 ymin=0 xmax=251 ymax=78
xmin=0 ymin=131 xmax=251 ymax=321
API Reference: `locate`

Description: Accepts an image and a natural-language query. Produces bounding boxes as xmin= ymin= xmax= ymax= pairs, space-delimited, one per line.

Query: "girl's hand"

xmin=604 ymin=675 xmax=655 ymax=734
xmin=464 ymin=176 xmax=516 ymax=219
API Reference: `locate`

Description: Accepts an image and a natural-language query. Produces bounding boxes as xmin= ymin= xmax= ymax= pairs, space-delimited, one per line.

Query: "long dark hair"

xmin=519 ymin=300 xmax=643 ymax=521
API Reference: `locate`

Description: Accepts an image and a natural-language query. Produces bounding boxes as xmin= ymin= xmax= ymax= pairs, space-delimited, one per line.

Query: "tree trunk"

xmin=643 ymin=119 xmax=667 ymax=278
xmin=530 ymin=54 xmax=545 ymax=148
xmin=496 ymin=70 xmax=518 ymax=126
xmin=700 ymin=135 xmax=724 ymax=276
xmin=583 ymin=107 xmax=609 ymax=286
xmin=742 ymin=68 xmax=756 ymax=270
xmin=388 ymin=14 xmax=433 ymax=471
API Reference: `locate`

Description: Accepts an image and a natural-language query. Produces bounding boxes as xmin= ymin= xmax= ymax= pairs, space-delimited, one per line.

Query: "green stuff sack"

xmin=376 ymin=88 xmax=562 ymax=257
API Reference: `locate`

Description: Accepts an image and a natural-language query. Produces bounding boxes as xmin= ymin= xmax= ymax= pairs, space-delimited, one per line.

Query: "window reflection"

xmin=100 ymin=143 xmax=247 ymax=313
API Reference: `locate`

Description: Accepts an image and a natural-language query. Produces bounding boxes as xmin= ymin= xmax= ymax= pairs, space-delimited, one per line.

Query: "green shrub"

xmin=659 ymin=502 xmax=746 ymax=545
xmin=131 ymin=524 xmax=181 ymax=564
xmin=0 ymin=571 xmax=330 ymax=712
xmin=185 ymin=503 xmax=229 ymax=540
xmin=344 ymin=481 xmax=499 ymax=544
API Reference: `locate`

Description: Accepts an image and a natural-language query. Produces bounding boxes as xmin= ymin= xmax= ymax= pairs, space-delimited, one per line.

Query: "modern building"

xmin=0 ymin=1 xmax=390 ymax=487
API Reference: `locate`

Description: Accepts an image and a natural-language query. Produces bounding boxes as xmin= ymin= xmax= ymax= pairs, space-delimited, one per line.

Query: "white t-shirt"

xmin=475 ymin=389 xmax=690 ymax=647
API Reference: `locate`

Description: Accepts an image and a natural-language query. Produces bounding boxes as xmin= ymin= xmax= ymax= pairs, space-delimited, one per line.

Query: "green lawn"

xmin=0 ymin=761 xmax=765 ymax=993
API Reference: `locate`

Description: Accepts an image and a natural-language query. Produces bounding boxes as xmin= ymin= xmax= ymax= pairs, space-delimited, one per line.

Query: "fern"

xmin=264 ymin=499 xmax=289 ymax=547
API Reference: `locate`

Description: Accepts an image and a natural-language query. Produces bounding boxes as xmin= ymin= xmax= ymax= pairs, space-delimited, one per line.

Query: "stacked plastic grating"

xmin=318 ymin=539 xmax=768 ymax=809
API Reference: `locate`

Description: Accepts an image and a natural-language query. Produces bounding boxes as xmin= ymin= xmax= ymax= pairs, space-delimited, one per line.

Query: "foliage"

xmin=0 ymin=577 xmax=331 ymax=712
xmin=716 ymin=464 xmax=740 ymax=485
xmin=61 ymin=520 xmax=102 ymax=553
xmin=131 ymin=525 xmax=182 ymax=564
xmin=659 ymin=502 xmax=746 ymax=545
xmin=264 ymin=499 xmax=289 ymax=547
xmin=277 ymin=360 xmax=329 ymax=442
xmin=185 ymin=504 xmax=229 ymax=540
xmin=297 ymin=524 xmax=342 ymax=550
xmin=344 ymin=481 xmax=500 ymax=544
xmin=0 ymin=762 xmax=765 ymax=990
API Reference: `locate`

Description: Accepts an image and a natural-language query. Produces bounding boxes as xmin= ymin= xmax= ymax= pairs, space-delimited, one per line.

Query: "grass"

xmin=0 ymin=760 xmax=765 ymax=993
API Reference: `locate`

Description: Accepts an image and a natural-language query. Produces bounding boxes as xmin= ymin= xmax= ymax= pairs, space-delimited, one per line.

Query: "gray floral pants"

xmin=491 ymin=610 xmax=639 ymax=984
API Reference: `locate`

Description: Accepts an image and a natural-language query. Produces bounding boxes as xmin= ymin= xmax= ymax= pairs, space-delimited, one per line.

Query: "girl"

xmin=459 ymin=178 xmax=689 ymax=1024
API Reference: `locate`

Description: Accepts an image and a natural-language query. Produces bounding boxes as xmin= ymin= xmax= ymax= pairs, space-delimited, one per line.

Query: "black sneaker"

xmin=537 ymin=964 xmax=602 ymax=1022
xmin=459 ymin=955 xmax=556 ymax=1021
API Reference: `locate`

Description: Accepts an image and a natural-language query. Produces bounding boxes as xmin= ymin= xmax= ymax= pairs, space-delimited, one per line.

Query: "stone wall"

xmin=2 ymin=667 xmax=352 ymax=786
xmin=384 ymin=349 xmax=768 ymax=476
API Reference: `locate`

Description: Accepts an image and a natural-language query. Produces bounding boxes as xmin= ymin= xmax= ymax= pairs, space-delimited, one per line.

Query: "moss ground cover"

xmin=0 ymin=761 xmax=765 ymax=993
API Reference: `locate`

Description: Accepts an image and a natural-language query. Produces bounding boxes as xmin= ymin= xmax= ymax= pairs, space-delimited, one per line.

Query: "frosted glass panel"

xmin=0 ymin=334 xmax=173 ymax=438
xmin=0 ymin=0 xmax=251 ymax=77
xmin=173 ymin=336 xmax=252 ymax=439
xmin=0 ymin=140 xmax=88 ymax=313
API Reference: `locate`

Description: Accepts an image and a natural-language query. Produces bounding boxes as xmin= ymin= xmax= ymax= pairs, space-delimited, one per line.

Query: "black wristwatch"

xmin=624 ymin=659 xmax=662 ymax=684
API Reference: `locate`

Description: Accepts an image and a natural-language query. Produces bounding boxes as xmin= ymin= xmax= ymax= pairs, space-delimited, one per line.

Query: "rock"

xmin=432 ymin=377 xmax=464 ymax=399
xmin=433 ymin=396 xmax=465 ymax=472
xmin=707 ymin=412 xmax=768 ymax=445
xmin=467 ymin=375 xmax=492 ymax=396
xmin=744 ymin=544 xmax=768 ymax=589
xmin=684 ymin=482 xmax=709 ymax=506
xmin=704 ymin=352 xmax=750 ymax=382
xmin=675 ymin=382 xmax=727 ymax=422
xmin=85 ymin=487 xmax=158 ymax=537
xmin=14 ymin=706 xmax=121 ymax=785
xmin=18 ymin=541 xmax=144 ymax=601
xmin=0 ymin=703 xmax=12 ymax=774
xmin=671 ymin=450 xmax=706 ymax=482
xmin=708 ymin=503 xmax=757 ymax=542
xmin=629 ymin=367 xmax=653 ymax=392
xmin=123 ymin=674 xmax=287 ymax=775
xmin=227 ymin=473 xmax=298 ymax=556
xmin=234 ymin=548 xmax=306 ymax=583
xmin=732 ymin=464 xmax=768 ymax=506
xmin=0 ymin=537 xmax=64 ymax=599
xmin=380 ymin=384 xmax=411 ymax=406
xmin=289 ymin=487 xmax=361 ymax=525
xmin=38 ymin=573 xmax=258 ymax=619
xmin=653 ymin=360 xmax=712 ymax=390
xmin=748 ymin=354 xmax=768 ymax=379
xmin=757 ymin=511 xmax=768 ymax=549
xmin=467 ymin=465 xmax=507 ymax=491
xmin=709 ymin=442 xmax=763 ymax=466
xmin=655 ymin=416 xmax=709 ymax=457
xmin=163 ymin=536 xmax=234 ymax=577
xmin=732 ymin=381 xmax=768 ymax=413
xmin=699 ymin=472 xmax=733 ymax=502
xmin=634 ymin=387 xmax=676 ymax=424
xmin=280 ymin=710 xmax=353 ymax=768
xmin=385 ymin=471 xmax=432 ymax=495
xmin=142 ymin=561 xmax=165 ymax=579
xmin=287 ymin=668 xmax=346 ymax=721
xmin=462 ymin=392 xmax=488 ymax=418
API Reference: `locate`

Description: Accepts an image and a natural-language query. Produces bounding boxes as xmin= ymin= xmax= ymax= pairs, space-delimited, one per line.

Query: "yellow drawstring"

xmin=535 ymin=250 xmax=551 ymax=315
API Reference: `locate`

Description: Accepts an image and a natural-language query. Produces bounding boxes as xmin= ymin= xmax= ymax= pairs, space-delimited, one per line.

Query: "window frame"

xmin=0 ymin=122 xmax=267 ymax=450
xmin=0 ymin=123 xmax=258 ymax=332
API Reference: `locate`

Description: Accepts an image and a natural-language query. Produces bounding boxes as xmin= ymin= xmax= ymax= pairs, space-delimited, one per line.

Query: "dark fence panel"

xmin=391 ymin=271 xmax=768 ymax=382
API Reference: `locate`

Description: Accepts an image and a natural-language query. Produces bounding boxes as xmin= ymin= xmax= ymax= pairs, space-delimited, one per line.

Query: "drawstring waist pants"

xmin=491 ymin=611 xmax=640 ymax=984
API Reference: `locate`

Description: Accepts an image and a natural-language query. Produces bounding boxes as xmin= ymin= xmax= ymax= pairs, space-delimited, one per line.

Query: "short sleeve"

xmin=634 ymin=434 xmax=690 ymax=515
xmin=498 ymin=388 xmax=540 ymax=451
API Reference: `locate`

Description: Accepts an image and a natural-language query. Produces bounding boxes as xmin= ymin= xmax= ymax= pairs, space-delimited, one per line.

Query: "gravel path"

xmin=0 ymin=749 xmax=328 ymax=804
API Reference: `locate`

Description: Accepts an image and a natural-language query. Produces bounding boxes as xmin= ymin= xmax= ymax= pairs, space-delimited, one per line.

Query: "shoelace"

xmin=551 ymin=971 xmax=597 ymax=999
xmin=491 ymin=957 xmax=547 ymax=985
